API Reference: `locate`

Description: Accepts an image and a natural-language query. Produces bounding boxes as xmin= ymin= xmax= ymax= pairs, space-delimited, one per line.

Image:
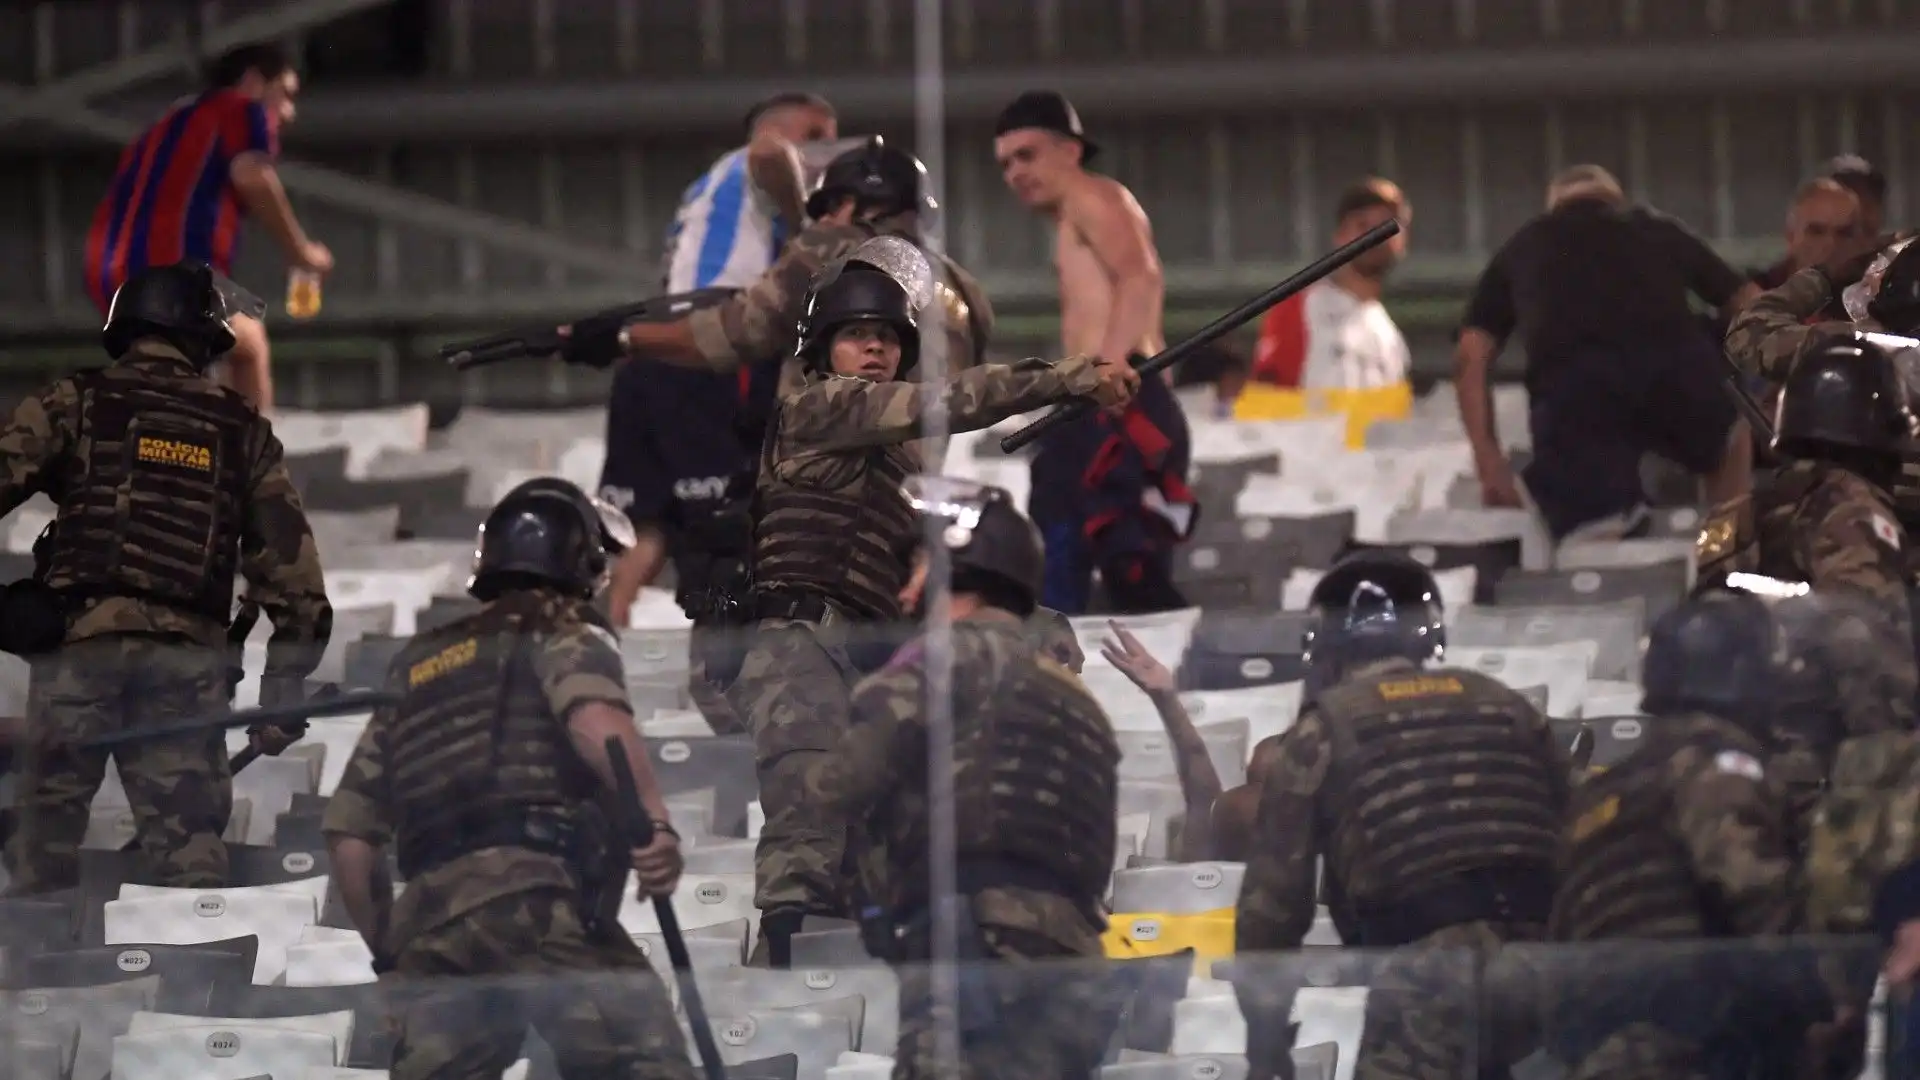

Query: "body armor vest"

xmin=384 ymin=592 xmax=599 ymax=876
xmin=1551 ymin=716 xmax=1755 ymax=943
xmin=44 ymin=370 xmax=253 ymax=622
xmin=880 ymin=628 xmax=1119 ymax=917
xmin=1318 ymin=664 xmax=1562 ymax=908
xmin=752 ymin=414 xmax=918 ymax=620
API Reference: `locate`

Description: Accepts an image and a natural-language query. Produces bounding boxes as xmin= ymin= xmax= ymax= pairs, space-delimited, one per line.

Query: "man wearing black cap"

xmin=993 ymin=90 xmax=1194 ymax=615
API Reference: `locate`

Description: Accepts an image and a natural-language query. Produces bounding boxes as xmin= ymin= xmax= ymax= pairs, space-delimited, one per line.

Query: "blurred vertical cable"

xmin=913 ymin=0 xmax=962 ymax=1075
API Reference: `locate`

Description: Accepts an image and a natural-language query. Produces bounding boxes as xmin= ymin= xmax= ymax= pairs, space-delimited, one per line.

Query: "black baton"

xmin=607 ymin=737 xmax=728 ymax=1080
xmin=1000 ymin=218 xmax=1403 ymax=453
xmin=78 ymin=691 xmax=399 ymax=750
xmin=1721 ymin=352 xmax=1779 ymax=444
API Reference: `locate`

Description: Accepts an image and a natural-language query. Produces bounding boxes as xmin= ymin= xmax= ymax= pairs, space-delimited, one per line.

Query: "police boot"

xmin=750 ymin=910 xmax=813 ymax=969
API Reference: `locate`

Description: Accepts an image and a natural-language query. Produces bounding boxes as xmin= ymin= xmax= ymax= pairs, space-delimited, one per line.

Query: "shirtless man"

xmin=994 ymin=90 xmax=1194 ymax=614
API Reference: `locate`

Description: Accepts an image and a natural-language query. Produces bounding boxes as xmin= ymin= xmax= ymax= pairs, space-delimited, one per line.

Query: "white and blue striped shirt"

xmin=663 ymin=148 xmax=791 ymax=292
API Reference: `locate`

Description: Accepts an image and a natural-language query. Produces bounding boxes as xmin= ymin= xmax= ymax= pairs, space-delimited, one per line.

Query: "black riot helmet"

xmin=1640 ymin=591 xmax=1779 ymax=724
xmin=1772 ymin=335 xmax=1913 ymax=460
xmin=1869 ymin=242 xmax=1920 ymax=335
xmin=469 ymin=478 xmax=637 ymax=602
xmin=796 ymin=236 xmax=928 ymax=377
xmin=102 ymin=261 xmax=240 ymax=364
xmin=905 ymin=476 xmax=1045 ymax=617
xmin=1300 ymin=551 xmax=1446 ymax=698
xmin=804 ymin=135 xmax=938 ymax=223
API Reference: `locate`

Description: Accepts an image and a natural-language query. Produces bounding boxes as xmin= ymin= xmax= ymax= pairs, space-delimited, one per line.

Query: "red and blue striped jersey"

xmin=84 ymin=89 xmax=277 ymax=313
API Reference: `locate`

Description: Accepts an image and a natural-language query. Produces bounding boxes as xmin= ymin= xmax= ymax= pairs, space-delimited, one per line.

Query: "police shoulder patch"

xmin=1713 ymin=750 xmax=1764 ymax=781
xmin=1872 ymin=513 xmax=1902 ymax=550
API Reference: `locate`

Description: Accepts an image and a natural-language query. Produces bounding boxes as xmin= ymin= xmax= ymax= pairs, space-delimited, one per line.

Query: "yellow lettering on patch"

xmin=135 ymin=436 xmax=212 ymax=471
xmin=409 ymin=638 xmax=478 ymax=687
xmin=1377 ymin=676 xmax=1464 ymax=701
xmin=1571 ymin=795 xmax=1620 ymax=843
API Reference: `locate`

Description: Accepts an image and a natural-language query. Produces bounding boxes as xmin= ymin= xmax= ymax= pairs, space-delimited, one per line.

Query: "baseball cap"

xmin=994 ymin=90 xmax=1100 ymax=165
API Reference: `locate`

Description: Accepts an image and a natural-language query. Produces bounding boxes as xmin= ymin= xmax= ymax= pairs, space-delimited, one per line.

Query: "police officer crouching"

xmin=0 ymin=261 xmax=331 ymax=895
xmin=321 ymin=478 xmax=696 ymax=1080
xmin=1548 ymin=593 xmax=1811 ymax=1080
xmin=729 ymin=237 xmax=1135 ymax=966
xmin=800 ymin=478 xmax=1126 ymax=1079
xmin=1231 ymin=551 xmax=1567 ymax=1080
xmin=1695 ymin=334 xmax=1919 ymax=738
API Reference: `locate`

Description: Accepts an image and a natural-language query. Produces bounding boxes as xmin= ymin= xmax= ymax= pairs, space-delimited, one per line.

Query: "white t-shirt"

xmin=1253 ymin=280 xmax=1411 ymax=390
xmin=662 ymin=148 xmax=788 ymax=292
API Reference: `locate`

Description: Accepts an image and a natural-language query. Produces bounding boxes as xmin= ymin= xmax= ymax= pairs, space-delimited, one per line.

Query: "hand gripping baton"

xmin=999 ymin=218 xmax=1403 ymax=454
xmin=78 ymin=691 xmax=399 ymax=751
xmin=607 ymin=737 xmax=728 ymax=1080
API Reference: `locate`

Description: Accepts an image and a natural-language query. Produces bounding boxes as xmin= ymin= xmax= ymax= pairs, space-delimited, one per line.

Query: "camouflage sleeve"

xmin=1232 ymin=709 xmax=1330 ymax=1071
xmin=320 ymin=709 xmax=393 ymax=845
xmin=1797 ymin=484 xmax=1919 ymax=735
xmin=684 ymin=226 xmax=852 ymax=369
xmin=1724 ymin=268 xmax=1841 ymax=381
xmin=804 ymin=645 xmax=925 ymax=818
xmin=531 ymin=617 xmax=635 ymax=720
xmin=1668 ymin=743 xmax=1798 ymax=935
xmin=778 ymin=355 xmax=1103 ymax=454
xmin=238 ymin=423 xmax=334 ymax=679
xmin=1234 ymin=708 xmax=1330 ymax=953
xmin=0 ymin=379 xmax=79 ymax=519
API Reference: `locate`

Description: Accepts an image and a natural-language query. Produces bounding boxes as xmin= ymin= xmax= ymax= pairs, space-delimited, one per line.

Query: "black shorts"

xmin=1522 ymin=342 xmax=1736 ymax=539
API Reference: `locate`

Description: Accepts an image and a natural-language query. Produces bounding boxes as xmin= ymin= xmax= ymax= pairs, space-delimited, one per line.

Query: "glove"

xmin=247 ymin=722 xmax=305 ymax=756
xmin=560 ymin=312 xmax=628 ymax=369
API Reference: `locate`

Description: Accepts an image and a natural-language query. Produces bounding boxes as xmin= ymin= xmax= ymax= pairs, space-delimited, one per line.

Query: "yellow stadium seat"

xmin=1231 ymin=382 xmax=1414 ymax=449
xmin=1102 ymin=908 xmax=1238 ymax=975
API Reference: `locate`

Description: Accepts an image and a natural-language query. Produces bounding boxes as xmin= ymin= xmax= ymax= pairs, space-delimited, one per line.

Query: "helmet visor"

xmin=212 ymin=272 xmax=266 ymax=323
xmin=1845 ymin=237 xmax=1917 ymax=323
xmin=817 ymin=236 xmax=936 ymax=315
xmin=587 ymin=492 xmax=638 ymax=554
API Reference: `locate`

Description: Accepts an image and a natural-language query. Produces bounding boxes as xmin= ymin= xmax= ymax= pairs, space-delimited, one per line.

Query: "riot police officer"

xmin=1232 ymin=551 xmax=1566 ymax=1080
xmin=802 ymin=478 xmax=1125 ymax=1080
xmin=573 ymin=137 xmax=993 ymax=386
xmin=321 ymin=477 xmax=695 ymax=1080
xmin=0 ymin=261 xmax=331 ymax=894
xmin=732 ymin=237 xmax=1136 ymax=966
xmin=1696 ymin=335 xmax=1918 ymax=737
xmin=1727 ymin=234 xmax=1920 ymax=541
xmin=1548 ymin=593 xmax=1810 ymax=1080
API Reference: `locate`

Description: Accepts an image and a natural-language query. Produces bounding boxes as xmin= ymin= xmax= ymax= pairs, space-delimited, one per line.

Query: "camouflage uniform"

xmin=802 ymin=618 xmax=1126 ymax=1080
xmin=733 ymin=354 xmax=1109 ymax=932
xmin=1024 ymin=606 xmax=1084 ymax=670
xmin=1548 ymin=714 xmax=1802 ymax=1080
xmin=1724 ymin=266 xmax=1920 ymax=544
xmin=321 ymin=587 xmax=694 ymax=1080
xmin=1695 ymin=459 xmax=1916 ymax=738
xmin=1232 ymin=657 xmax=1567 ymax=1080
xmin=1 ymin=342 xmax=331 ymax=893
xmin=683 ymin=215 xmax=992 ymax=381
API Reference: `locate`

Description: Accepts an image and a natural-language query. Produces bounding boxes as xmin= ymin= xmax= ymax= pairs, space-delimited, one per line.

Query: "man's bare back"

xmin=1056 ymin=174 xmax=1167 ymax=361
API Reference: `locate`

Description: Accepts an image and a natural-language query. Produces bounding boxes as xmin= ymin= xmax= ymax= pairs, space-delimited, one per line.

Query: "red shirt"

xmin=84 ymin=89 xmax=277 ymax=313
